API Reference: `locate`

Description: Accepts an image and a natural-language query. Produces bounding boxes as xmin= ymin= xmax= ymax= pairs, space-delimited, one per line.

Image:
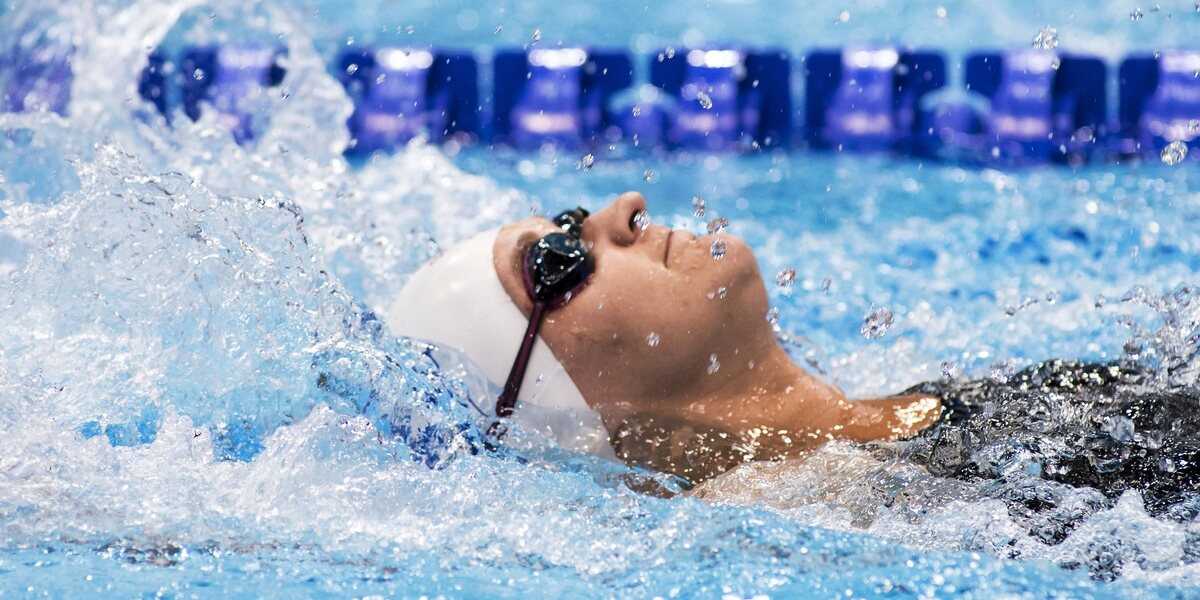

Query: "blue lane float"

xmin=181 ymin=45 xmax=286 ymax=143
xmin=12 ymin=43 xmax=1200 ymax=164
xmin=805 ymin=47 xmax=946 ymax=154
xmin=647 ymin=48 xmax=792 ymax=150
xmin=492 ymin=47 xmax=632 ymax=149
xmin=137 ymin=51 xmax=169 ymax=121
xmin=1 ymin=41 xmax=72 ymax=115
xmin=1119 ymin=51 xmax=1200 ymax=161
xmin=961 ymin=50 xmax=1107 ymax=164
xmin=339 ymin=47 xmax=478 ymax=154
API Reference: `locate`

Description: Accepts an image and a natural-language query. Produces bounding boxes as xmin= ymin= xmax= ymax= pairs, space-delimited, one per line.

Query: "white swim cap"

xmin=386 ymin=228 xmax=615 ymax=458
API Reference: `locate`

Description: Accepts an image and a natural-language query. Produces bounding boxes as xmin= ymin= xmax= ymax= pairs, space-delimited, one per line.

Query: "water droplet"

xmin=345 ymin=64 xmax=359 ymax=77
xmin=1152 ymin=3 xmax=1161 ymax=11
xmin=632 ymin=106 xmax=642 ymax=117
xmin=776 ymin=268 xmax=797 ymax=292
xmin=406 ymin=26 xmax=415 ymax=34
xmin=530 ymin=28 xmax=542 ymax=45
xmin=989 ymin=362 xmax=1014 ymax=383
xmin=1032 ymin=26 xmax=1059 ymax=50
xmin=696 ymin=91 xmax=713 ymax=109
xmin=692 ymin=196 xmax=707 ymax=218
xmin=646 ymin=332 xmax=660 ymax=347
xmin=941 ymin=361 xmax=957 ymax=379
xmin=494 ymin=25 xmax=503 ymax=34
xmin=279 ymin=87 xmax=290 ymax=100
xmin=706 ymin=218 xmax=729 ymax=234
xmin=665 ymin=46 xmax=676 ymax=59
xmin=1161 ymin=140 xmax=1188 ymax=165
xmin=717 ymin=286 xmax=728 ymax=299
xmin=709 ymin=238 xmax=727 ymax=260
xmin=707 ymin=354 xmax=721 ymax=374
xmin=766 ymin=306 xmax=780 ymax=324
xmin=1045 ymin=290 xmax=1060 ymax=304
xmin=859 ymin=304 xmax=894 ymax=339
xmin=192 ymin=68 xmax=206 ymax=81
xmin=632 ymin=209 xmax=651 ymax=230
xmin=821 ymin=277 xmax=832 ymax=292
xmin=936 ymin=6 xmax=947 ymax=19
xmin=375 ymin=73 xmax=387 ymax=85
xmin=643 ymin=169 xmax=655 ymax=182
xmin=1131 ymin=7 xmax=1144 ymax=20
xmin=1190 ymin=119 xmax=1200 ymax=132
xmin=578 ymin=153 xmax=595 ymax=170
xmin=1124 ymin=338 xmax=1144 ymax=358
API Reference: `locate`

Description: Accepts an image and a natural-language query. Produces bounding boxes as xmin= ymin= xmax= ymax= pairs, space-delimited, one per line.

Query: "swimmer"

xmin=389 ymin=192 xmax=942 ymax=485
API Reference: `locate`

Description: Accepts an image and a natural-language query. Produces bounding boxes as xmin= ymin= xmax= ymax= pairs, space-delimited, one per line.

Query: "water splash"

xmin=859 ymin=304 xmax=895 ymax=339
xmin=709 ymin=238 xmax=727 ymax=259
xmin=1160 ymin=140 xmax=1188 ymax=165
xmin=1032 ymin=26 xmax=1059 ymax=49
xmin=632 ymin=208 xmax=650 ymax=230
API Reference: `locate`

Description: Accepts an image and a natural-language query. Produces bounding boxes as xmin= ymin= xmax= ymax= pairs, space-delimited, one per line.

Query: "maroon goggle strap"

xmin=495 ymin=301 xmax=548 ymax=418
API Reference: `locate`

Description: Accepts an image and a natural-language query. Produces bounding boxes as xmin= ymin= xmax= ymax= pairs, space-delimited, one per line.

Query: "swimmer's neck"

xmin=674 ymin=345 xmax=941 ymax=449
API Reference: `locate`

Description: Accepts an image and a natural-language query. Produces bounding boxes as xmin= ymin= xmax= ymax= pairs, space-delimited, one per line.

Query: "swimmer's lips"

xmin=660 ymin=227 xmax=698 ymax=268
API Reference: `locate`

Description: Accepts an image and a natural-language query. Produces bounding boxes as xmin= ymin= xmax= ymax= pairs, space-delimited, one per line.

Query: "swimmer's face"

xmin=494 ymin=192 xmax=776 ymax=425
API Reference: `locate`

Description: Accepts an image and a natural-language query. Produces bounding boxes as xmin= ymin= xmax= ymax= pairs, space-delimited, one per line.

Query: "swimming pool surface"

xmin=3 ymin=0 xmax=1200 ymax=598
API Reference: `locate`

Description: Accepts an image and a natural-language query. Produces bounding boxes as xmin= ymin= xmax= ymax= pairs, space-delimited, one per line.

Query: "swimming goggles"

xmin=495 ymin=207 xmax=592 ymax=418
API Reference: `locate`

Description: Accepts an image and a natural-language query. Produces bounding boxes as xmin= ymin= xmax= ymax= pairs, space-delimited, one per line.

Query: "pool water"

xmin=3 ymin=0 xmax=1200 ymax=598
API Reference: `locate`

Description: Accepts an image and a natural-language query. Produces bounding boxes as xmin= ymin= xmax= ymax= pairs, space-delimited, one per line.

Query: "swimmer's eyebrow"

xmin=510 ymin=230 xmax=542 ymax=271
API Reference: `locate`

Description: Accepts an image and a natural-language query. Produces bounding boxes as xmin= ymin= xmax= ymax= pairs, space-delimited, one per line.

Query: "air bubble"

xmin=706 ymin=218 xmax=729 ymax=234
xmin=708 ymin=354 xmax=721 ymax=374
xmin=632 ymin=106 xmax=642 ymax=117
xmin=646 ymin=332 xmax=660 ymax=347
xmin=709 ymin=238 xmax=727 ymax=260
xmin=643 ymin=169 xmax=655 ymax=182
xmin=821 ymin=277 xmax=832 ymax=292
xmin=859 ymin=304 xmax=894 ymax=339
xmin=1190 ymin=120 xmax=1200 ymax=132
xmin=193 ymin=68 xmax=206 ymax=80
xmin=493 ymin=25 xmax=502 ymax=34
xmin=717 ymin=286 xmax=728 ymax=299
xmin=632 ymin=209 xmax=651 ymax=230
xmin=1161 ymin=140 xmax=1188 ymax=165
xmin=1032 ymin=26 xmax=1059 ymax=50
xmin=1131 ymin=7 xmax=1144 ymax=20
xmin=696 ymin=91 xmax=713 ymax=110
xmin=665 ymin=46 xmax=676 ymax=59
xmin=577 ymin=154 xmax=595 ymax=170
xmin=692 ymin=196 xmax=707 ymax=217
xmin=776 ymin=268 xmax=797 ymax=293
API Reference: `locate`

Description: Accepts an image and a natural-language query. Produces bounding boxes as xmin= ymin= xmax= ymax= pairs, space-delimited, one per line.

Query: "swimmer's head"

xmin=492 ymin=192 xmax=775 ymax=427
xmin=388 ymin=216 xmax=619 ymax=453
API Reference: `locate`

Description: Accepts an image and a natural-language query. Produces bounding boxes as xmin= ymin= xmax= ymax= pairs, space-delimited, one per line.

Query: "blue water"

xmin=4 ymin=0 xmax=1200 ymax=598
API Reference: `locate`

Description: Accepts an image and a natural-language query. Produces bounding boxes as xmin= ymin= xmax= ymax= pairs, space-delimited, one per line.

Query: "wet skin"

xmin=493 ymin=192 xmax=942 ymax=483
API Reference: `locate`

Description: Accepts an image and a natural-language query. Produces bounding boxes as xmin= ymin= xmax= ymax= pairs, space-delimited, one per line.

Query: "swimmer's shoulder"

xmin=843 ymin=393 xmax=943 ymax=441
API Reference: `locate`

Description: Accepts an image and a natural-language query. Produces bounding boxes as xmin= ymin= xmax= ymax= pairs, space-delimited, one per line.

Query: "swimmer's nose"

xmin=584 ymin=192 xmax=647 ymax=247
